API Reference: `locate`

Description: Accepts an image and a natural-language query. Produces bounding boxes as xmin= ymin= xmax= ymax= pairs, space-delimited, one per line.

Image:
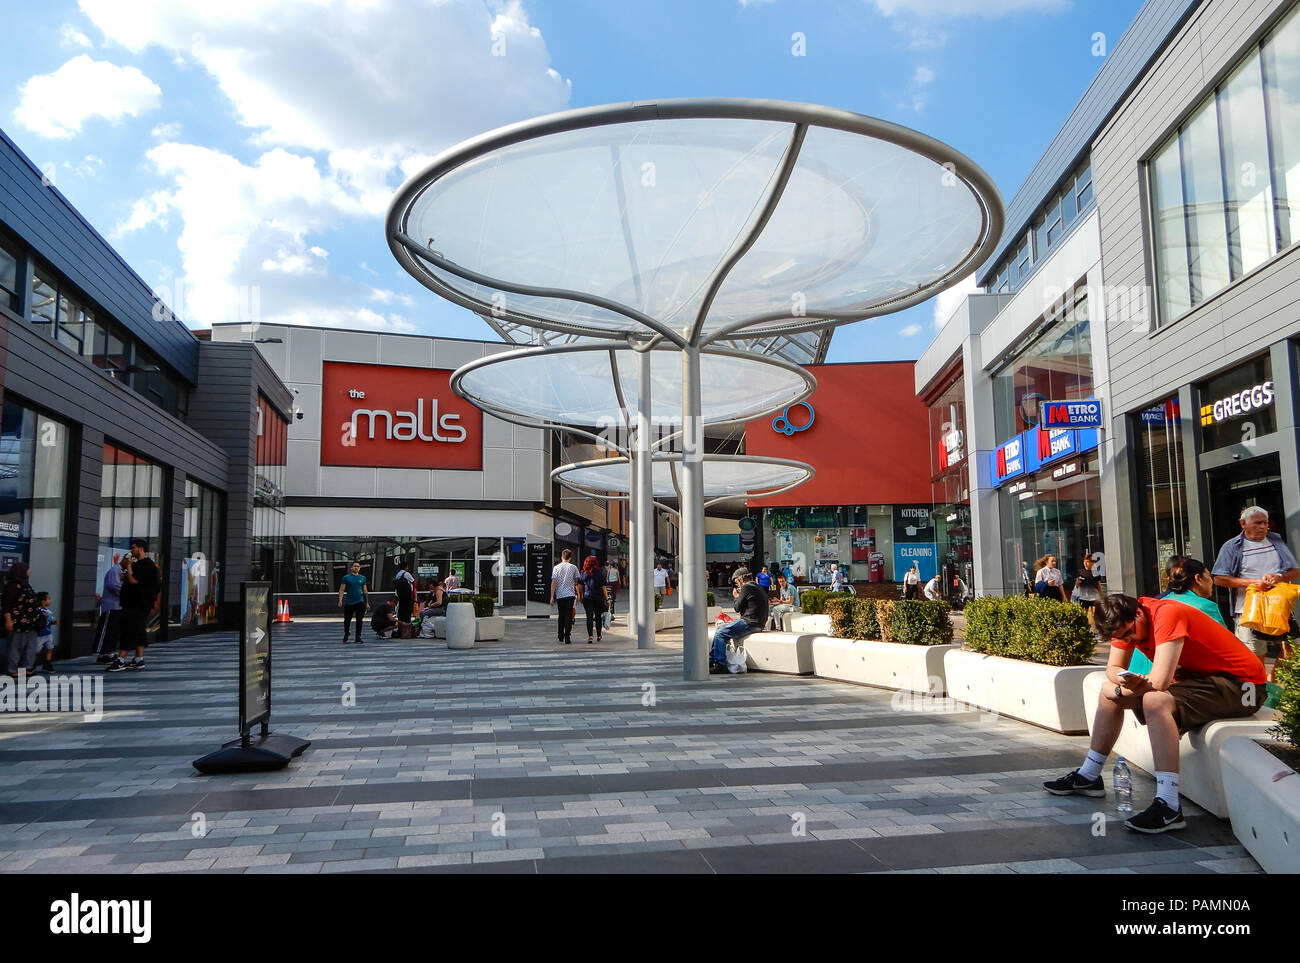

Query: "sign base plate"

xmin=193 ymin=733 xmax=311 ymax=775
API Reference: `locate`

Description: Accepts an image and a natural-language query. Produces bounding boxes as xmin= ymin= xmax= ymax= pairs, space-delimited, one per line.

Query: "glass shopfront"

xmin=927 ymin=372 xmax=972 ymax=583
xmin=180 ymin=479 xmax=223 ymax=628
xmin=992 ymin=290 xmax=1092 ymax=440
xmin=1133 ymin=397 xmax=1190 ymax=596
xmin=98 ymin=443 xmax=165 ymax=642
xmin=998 ymin=451 xmax=1104 ymax=593
xmin=759 ymin=505 xmax=910 ymax=585
xmin=0 ymin=401 xmax=69 ymax=651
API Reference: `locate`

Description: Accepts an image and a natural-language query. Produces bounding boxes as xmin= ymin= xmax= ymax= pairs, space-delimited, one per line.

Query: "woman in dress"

xmin=1071 ymin=553 xmax=1103 ymax=613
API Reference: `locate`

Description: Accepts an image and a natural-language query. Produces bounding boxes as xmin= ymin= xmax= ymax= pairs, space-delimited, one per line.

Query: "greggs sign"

xmin=320 ymin=362 xmax=482 ymax=470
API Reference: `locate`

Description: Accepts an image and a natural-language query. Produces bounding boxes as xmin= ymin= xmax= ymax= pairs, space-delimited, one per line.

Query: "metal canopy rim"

xmin=449 ymin=342 xmax=817 ymax=434
xmin=552 ymin=453 xmax=815 ymax=504
xmin=386 ymin=97 xmax=1005 ymax=346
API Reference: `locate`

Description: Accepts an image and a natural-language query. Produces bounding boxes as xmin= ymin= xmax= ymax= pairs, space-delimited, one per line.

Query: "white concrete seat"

xmin=707 ymin=628 xmax=820 ymax=675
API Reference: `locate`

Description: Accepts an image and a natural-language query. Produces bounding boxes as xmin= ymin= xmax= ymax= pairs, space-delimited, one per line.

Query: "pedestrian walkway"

xmin=0 ymin=617 xmax=1259 ymax=873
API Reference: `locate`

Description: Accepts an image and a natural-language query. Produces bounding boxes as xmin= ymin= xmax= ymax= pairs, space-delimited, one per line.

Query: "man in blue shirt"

xmin=95 ymin=555 xmax=128 ymax=664
xmin=1211 ymin=506 xmax=1299 ymax=658
xmin=338 ymin=561 xmax=369 ymax=644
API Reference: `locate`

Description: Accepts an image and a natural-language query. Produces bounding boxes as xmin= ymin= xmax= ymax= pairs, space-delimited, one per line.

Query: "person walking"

xmin=34 ymin=591 xmax=56 ymax=673
xmin=550 ymin=548 xmax=580 ymax=644
xmin=652 ymin=561 xmax=669 ymax=599
xmin=830 ymin=563 xmax=846 ymax=593
xmin=576 ymin=555 xmax=608 ymax=644
xmin=1071 ymin=553 xmax=1103 ymax=613
xmin=393 ymin=559 xmax=416 ymax=625
xmin=757 ymin=566 xmax=772 ymax=591
xmin=605 ymin=559 xmax=621 ymax=621
xmin=338 ymin=560 xmax=369 ymax=644
xmin=108 ymin=538 xmax=159 ymax=672
xmin=1033 ymin=554 xmax=1068 ymax=602
xmin=3 ymin=562 xmax=41 ymax=676
xmin=903 ymin=562 xmax=921 ymax=600
xmin=1211 ymin=505 xmax=1300 ymax=659
xmin=95 ymin=555 xmax=129 ymax=664
xmin=444 ymin=568 xmax=461 ymax=592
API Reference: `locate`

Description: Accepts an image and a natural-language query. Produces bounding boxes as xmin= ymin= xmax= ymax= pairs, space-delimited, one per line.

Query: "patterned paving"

xmin=0 ymin=616 xmax=1261 ymax=873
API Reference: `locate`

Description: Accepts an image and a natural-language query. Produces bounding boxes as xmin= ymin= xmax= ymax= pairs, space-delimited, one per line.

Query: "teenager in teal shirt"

xmin=338 ymin=561 xmax=369 ymax=643
xmin=1129 ymin=555 xmax=1227 ymax=674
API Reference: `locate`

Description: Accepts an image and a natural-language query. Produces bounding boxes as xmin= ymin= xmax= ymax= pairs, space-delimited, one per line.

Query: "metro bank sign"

xmin=320 ymin=362 xmax=483 ymax=470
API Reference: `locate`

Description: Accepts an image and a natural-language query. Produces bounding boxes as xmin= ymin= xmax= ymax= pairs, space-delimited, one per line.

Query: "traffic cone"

xmin=276 ymin=599 xmax=292 ymax=623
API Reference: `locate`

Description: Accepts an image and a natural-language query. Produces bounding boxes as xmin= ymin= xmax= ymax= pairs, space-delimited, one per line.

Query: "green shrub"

xmin=654 ymin=592 xmax=662 ymax=611
xmin=885 ymin=600 xmax=952 ymax=646
xmin=447 ymin=594 xmax=495 ymax=618
xmin=707 ymin=590 xmax=715 ymax=607
xmin=963 ymin=595 xmax=1096 ymax=666
xmin=827 ymin=596 xmax=881 ymax=640
xmin=1270 ymin=647 xmax=1300 ymax=748
xmin=800 ymin=588 xmax=852 ymax=615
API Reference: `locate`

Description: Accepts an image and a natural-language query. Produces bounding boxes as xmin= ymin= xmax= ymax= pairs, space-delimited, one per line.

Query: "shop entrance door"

xmin=476 ymin=537 xmax=503 ymax=606
xmin=1206 ymin=452 xmax=1284 ymax=615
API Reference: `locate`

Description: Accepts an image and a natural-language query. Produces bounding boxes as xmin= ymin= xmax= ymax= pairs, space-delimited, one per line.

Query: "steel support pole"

xmin=680 ymin=346 xmax=707 ymax=680
xmin=635 ymin=348 xmax=656 ymax=650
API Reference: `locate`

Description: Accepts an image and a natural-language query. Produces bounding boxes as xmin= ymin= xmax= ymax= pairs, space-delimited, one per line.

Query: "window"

xmin=995 ymin=267 xmax=1010 ymax=294
xmin=98 ymin=443 xmax=165 ymax=643
xmin=1075 ymin=163 xmax=1093 ymax=210
xmin=1034 ymin=214 xmax=1048 ymax=262
xmin=30 ymin=272 xmax=56 ymax=331
xmin=1134 ymin=397 xmax=1188 ymax=596
xmin=1061 ymin=181 xmax=1079 ymax=231
xmin=1017 ymin=239 xmax=1031 ymax=278
xmin=0 ymin=242 xmax=17 ymax=313
xmin=1263 ymin=4 xmax=1300 ymax=249
xmin=1044 ymin=197 xmax=1064 ymax=247
xmin=181 ymin=479 xmax=223 ymax=628
xmin=992 ymin=290 xmax=1093 ymax=441
xmin=1150 ymin=8 xmax=1299 ymax=325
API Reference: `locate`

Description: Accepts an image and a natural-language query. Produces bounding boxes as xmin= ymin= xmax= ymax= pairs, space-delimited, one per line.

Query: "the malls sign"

xmin=320 ymin=362 xmax=483 ymax=470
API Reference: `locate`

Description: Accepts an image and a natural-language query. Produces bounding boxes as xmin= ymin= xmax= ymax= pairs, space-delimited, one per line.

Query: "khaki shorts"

xmin=1133 ymin=673 xmax=1261 ymax=735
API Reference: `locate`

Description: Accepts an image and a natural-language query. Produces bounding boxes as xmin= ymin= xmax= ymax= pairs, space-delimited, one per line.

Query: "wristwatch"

xmin=1114 ymin=684 xmax=1124 ymax=699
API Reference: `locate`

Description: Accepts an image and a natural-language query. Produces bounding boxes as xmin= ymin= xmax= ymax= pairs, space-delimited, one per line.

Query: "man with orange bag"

xmin=1211 ymin=506 xmax=1299 ymax=659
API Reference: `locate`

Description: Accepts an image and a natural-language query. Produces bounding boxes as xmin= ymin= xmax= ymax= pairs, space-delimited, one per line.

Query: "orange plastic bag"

xmin=1239 ymin=582 xmax=1300 ymax=635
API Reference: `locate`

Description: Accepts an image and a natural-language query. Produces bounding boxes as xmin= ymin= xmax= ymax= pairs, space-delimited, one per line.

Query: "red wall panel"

xmin=746 ymin=361 xmax=931 ymax=506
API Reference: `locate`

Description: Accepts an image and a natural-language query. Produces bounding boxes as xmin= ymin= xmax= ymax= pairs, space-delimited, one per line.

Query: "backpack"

xmin=9 ymin=583 xmax=43 ymax=632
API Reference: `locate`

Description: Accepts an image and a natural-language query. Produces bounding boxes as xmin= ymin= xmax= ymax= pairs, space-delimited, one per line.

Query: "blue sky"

xmin=0 ymin=0 xmax=1142 ymax=362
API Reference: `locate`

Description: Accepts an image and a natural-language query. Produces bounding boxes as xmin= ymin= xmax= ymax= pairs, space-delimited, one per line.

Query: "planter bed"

xmin=812 ymin=638 xmax=960 ymax=695
xmin=1220 ymin=736 xmax=1300 ymax=873
xmin=944 ymin=648 xmax=1103 ymax=734
xmin=1080 ymin=672 xmax=1277 ymax=818
xmin=431 ymin=614 xmax=506 ymax=642
xmin=707 ymin=629 xmax=819 ymax=675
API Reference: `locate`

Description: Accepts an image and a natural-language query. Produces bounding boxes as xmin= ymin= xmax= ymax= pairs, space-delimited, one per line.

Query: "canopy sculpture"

xmin=388 ymin=98 xmax=1004 ymax=679
xmin=553 ymin=454 xmax=814 ymax=510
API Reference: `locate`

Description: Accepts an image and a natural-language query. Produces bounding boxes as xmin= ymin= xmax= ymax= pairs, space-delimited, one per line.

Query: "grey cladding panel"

xmin=0 ymin=129 xmax=199 ymax=382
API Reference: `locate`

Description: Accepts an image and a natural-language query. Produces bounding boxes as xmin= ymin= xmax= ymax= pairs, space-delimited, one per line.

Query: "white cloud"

xmin=60 ymin=23 xmax=92 ymax=48
xmin=899 ymin=323 xmax=923 ymax=337
xmin=933 ymin=273 xmax=979 ymax=329
xmin=871 ymin=0 xmax=1069 ymax=16
xmin=81 ymin=0 xmax=570 ymax=335
xmin=150 ymin=121 xmax=182 ymax=139
xmin=369 ymin=287 xmax=415 ymax=308
xmin=14 ymin=55 xmax=161 ymax=138
xmin=900 ymin=65 xmax=935 ymax=112
xmin=66 ymin=153 xmax=104 ymax=179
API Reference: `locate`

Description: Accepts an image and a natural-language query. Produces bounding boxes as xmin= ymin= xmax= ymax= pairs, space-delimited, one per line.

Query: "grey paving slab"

xmin=0 ymin=620 xmax=1262 ymax=874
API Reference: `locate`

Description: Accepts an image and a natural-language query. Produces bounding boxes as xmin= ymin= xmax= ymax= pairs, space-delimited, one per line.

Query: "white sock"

xmin=1156 ymin=772 xmax=1180 ymax=809
xmin=1078 ymin=750 xmax=1107 ymax=781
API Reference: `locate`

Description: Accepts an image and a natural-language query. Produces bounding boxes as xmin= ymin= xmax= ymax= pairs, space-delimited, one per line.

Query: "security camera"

xmin=294 ymin=407 xmax=304 ymax=420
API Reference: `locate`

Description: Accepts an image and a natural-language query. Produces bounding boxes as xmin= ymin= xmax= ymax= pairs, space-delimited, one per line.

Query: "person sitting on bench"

xmin=1042 ymin=593 xmax=1265 ymax=833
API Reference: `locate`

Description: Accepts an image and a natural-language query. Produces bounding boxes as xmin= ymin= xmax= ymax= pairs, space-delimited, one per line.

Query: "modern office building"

xmin=0 ymin=125 xmax=291 ymax=656
xmin=916 ymin=0 xmax=1300 ymax=601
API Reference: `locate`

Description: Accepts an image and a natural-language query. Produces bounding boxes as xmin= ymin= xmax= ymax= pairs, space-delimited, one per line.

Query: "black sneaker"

xmin=1042 ymin=770 xmax=1105 ymax=797
xmin=1124 ymin=797 xmax=1186 ymax=834
xmin=709 ymin=663 xmax=729 ymax=675
xmin=106 ymin=658 xmax=128 ymax=673
xmin=96 ymin=654 xmax=115 ymax=664
xmin=129 ymin=659 xmax=145 ymax=671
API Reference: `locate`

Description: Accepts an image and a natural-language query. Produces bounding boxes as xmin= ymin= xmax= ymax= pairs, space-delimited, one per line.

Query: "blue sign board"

xmin=894 ymin=543 xmax=937 ymax=583
xmin=992 ymin=427 xmax=1101 ymax=488
xmin=1041 ymin=398 xmax=1102 ymax=428
xmin=991 ymin=434 xmax=1027 ymax=484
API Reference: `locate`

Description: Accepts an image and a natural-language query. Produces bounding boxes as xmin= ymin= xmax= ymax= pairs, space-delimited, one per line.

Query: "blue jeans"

xmin=711 ymin=618 xmax=760 ymax=666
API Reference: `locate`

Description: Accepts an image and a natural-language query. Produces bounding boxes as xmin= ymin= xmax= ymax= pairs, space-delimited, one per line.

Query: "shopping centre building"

xmin=916 ymin=0 xmax=1300 ymax=599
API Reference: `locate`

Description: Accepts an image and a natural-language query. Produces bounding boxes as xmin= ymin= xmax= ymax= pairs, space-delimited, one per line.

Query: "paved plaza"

xmin=0 ymin=616 xmax=1261 ymax=874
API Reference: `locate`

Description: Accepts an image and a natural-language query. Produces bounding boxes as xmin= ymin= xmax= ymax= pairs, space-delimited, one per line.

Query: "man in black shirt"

xmin=393 ymin=560 xmax=415 ymax=624
xmin=710 ymin=568 xmax=769 ymax=675
xmin=108 ymin=538 xmax=160 ymax=672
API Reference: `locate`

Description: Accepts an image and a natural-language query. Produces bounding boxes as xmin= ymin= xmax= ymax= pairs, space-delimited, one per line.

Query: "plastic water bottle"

xmin=1114 ymin=757 xmax=1133 ymax=814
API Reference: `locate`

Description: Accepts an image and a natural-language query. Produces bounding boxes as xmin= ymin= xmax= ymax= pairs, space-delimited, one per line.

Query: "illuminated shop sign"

xmin=1200 ymin=381 xmax=1273 ymax=427
xmin=1043 ymin=398 xmax=1102 ymax=428
xmin=993 ymin=436 xmax=1025 ymax=481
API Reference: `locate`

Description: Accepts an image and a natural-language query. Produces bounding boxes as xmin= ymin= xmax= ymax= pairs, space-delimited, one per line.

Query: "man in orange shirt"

xmin=1042 ymin=594 xmax=1265 ymax=833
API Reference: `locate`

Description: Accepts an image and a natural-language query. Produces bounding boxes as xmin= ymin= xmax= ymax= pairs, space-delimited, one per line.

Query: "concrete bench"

xmin=1080 ymin=671 xmax=1278 ymax=818
xmin=781 ymin=613 xmax=831 ymax=634
xmin=813 ymin=637 xmax=960 ymax=695
xmin=708 ymin=629 xmax=819 ymax=675
xmin=432 ymin=615 xmax=506 ymax=642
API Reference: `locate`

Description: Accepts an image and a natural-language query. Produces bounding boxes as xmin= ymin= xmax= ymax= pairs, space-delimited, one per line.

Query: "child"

xmin=35 ymin=592 xmax=56 ymax=673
